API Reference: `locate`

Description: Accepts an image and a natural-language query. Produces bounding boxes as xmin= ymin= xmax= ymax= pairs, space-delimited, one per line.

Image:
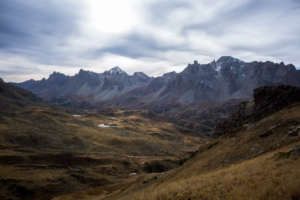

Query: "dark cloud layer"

xmin=0 ymin=0 xmax=300 ymax=82
xmin=0 ymin=0 xmax=83 ymax=64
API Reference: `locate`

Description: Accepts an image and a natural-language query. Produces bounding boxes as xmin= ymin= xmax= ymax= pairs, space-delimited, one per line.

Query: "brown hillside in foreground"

xmin=0 ymin=82 xmax=208 ymax=200
xmin=101 ymin=105 xmax=300 ymax=200
xmin=60 ymin=86 xmax=300 ymax=200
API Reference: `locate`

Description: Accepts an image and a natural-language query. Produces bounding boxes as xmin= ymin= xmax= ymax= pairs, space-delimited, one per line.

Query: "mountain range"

xmin=12 ymin=66 xmax=152 ymax=102
xmin=12 ymin=56 xmax=300 ymax=105
xmin=11 ymin=56 xmax=300 ymax=136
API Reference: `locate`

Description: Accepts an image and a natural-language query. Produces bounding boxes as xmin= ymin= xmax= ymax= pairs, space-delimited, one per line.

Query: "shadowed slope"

xmin=0 ymin=82 xmax=208 ymax=200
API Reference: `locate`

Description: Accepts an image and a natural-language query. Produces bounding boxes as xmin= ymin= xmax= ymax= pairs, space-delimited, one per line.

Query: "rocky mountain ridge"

xmin=12 ymin=68 xmax=152 ymax=102
xmin=13 ymin=56 xmax=300 ymax=106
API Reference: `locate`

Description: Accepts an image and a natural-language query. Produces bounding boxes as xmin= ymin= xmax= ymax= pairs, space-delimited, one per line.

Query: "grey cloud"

xmin=89 ymin=33 xmax=155 ymax=59
xmin=0 ymin=0 xmax=83 ymax=63
xmin=179 ymin=0 xmax=300 ymax=61
xmin=146 ymin=1 xmax=192 ymax=24
xmin=90 ymin=32 xmax=184 ymax=60
xmin=182 ymin=1 xmax=267 ymax=34
xmin=1 ymin=0 xmax=300 ymax=82
xmin=182 ymin=0 xmax=300 ymax=36
xmin=0 ymin=65 xmax=40 ymax=75
xmin=91 ymin=0 xmax=300 ymax=69
xmin=92 ymin=45 xmax=146 ymax=59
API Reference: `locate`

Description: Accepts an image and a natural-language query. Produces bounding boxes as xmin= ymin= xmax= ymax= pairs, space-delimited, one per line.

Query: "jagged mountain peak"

xmin=48 ymin=71 xmax=67 ymax=81
xmin=183 ymin=60 xmax=215 ymax=75
xmin=217 ymin=56 xmax=244 ymax=63
xmin=0 ymin=77 xmax=4 ymax=82
xmin=75 ymin=70 xmax=103 ymax=87
xmin=78 ymin=68 xmax=86 ymax=74
xmin=210 ymin=56 xmax=245 ymax=73
xmin=133 ymin=71 xmax=147 ymax=77
xmin=105 ymin=66 xmax=126 ymax=75
xmin=162 ymin=71 xmax=177 ymax=78
xmin=132 ymin=72 xmax=152 ymax=84
xmin=77 ymin=68 xmax=94 ymax=74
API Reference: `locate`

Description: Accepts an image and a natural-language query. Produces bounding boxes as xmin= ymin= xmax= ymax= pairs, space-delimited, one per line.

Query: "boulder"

xmin=289 ymin=146 xmax=300 ymax=156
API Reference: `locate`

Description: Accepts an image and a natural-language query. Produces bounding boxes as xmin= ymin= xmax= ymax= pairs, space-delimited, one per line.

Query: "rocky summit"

xmin=12 ymin=56 xmax=300 ymax=107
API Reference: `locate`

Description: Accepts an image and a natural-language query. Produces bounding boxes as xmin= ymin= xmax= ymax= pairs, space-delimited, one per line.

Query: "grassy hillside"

xmin=0 ymin=82 xmax=209 ymax=199
xmin=93 ymin=103 xmax=300 ymax=200
xmin=0 ymin=105 xmax=207 ymax=200
xmin=2 ymin=82 xmax=300 ymax=200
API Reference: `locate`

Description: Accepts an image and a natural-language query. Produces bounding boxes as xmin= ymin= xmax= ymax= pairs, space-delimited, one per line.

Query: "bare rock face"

xmin=11 ymin=56 xmax=300 ymax=106
xmin=11 ymin=67 xmax=153 ymax=104
xmin=117 ymin=56 xmax=300 ymax=105
xmin=214 ymin=85 xmax=300 ymax=136
xmin=0 ymin=78 xmax=4 ymax=82
xmin=289 ymin=146 xmax=300 ymax=156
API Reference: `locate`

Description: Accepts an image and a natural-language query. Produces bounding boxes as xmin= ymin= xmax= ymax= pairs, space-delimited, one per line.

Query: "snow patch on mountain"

xmin=134 ymin=72 xmax=148 ymax=78
xmin=215 ymin=63 xmax=222 ymax=72
xmin=227 ymin=56 xmax=244 ymax=63
xmin=107 ymin=66 xmax=126 ymax=75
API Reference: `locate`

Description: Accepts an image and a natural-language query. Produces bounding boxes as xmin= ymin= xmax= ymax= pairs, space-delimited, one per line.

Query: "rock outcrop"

xmin=289 ymin=146 xmax=300 ymax=156
xmin=214 ymin=85 xmax=300 ymax=136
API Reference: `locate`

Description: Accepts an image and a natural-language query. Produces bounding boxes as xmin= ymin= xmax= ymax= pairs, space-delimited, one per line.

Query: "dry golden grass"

xmin=0 ymin=107 xmax=207 ymax=200
xmin=101 ymin=104 xmax=300 ymax=200
xmin=2 ymin=81 xmax=300 ymax=200
xmin=116 ymin=147 xmax=300 ymax=200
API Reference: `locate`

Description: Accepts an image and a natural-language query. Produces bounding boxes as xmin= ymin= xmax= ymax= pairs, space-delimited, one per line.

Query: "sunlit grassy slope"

xmin=98 ymin=103 xmax=300 ymax=200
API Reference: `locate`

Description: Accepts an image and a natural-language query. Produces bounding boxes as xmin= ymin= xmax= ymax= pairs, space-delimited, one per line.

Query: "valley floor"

xmin=0 ymin=107 xmax=206 ymax=200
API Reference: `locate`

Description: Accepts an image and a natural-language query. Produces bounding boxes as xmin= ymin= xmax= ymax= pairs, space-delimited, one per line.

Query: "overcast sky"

xmin=1 ymin=0 xmax=300 ymax=82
